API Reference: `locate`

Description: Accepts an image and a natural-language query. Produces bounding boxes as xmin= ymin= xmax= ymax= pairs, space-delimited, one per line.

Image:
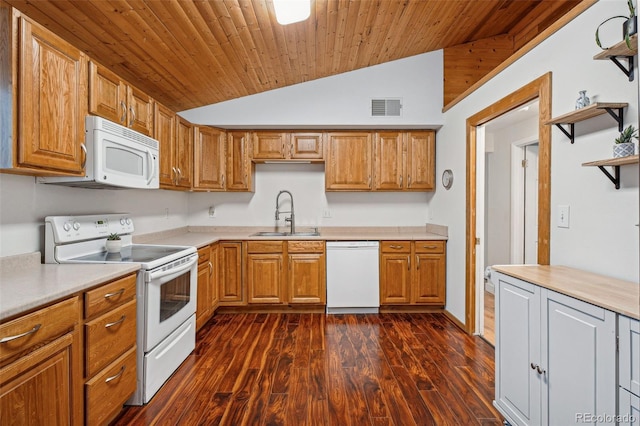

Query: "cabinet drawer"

xmin=288 ymin=241 xmax=324 ymax=253
xmin=84 ymin=274 xmax=136 ymax=319
xmin=85 ymin=299 xmax=136 ymax=378
xmin=85 ymin=346 xmax=137 ymax=425
xmin=381 ymin=241 xmax=411 ymax=253
xmin=414 ymin=241 xmax=445 ymax=254
xmin=247 ymin=240 xmax=284 ymax=253
xmin=197 ymin=245 xmax=211 ymax=264
xmin=0 ymin=297 xmax=79 ymax=364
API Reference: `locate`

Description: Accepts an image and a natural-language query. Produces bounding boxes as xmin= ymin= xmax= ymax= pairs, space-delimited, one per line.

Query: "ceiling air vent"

xmin=371 ymin=98 xmax=402 ymax=116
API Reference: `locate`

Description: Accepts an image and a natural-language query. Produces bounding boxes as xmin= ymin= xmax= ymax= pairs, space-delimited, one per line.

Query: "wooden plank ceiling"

xmin=5 ymin=0 xmax=582 ymax=112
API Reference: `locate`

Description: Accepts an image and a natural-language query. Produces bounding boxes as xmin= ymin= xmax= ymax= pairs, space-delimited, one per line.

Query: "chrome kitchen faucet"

xmin=275 ymin=190 xmax=295 ymax=234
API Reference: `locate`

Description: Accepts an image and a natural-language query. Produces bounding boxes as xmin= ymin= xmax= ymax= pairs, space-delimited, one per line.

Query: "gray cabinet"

xmin=619 ymin=315 xmax=640 ymax=425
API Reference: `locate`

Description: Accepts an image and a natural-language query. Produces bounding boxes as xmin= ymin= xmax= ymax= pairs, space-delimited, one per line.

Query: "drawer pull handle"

xmin=105 ymin=315 xmax=126 ymax=328
xmin=104 ymin=288 xmax=125 ymax=299
xmin=105 ymin=365 xmax=126 ymax=383
xmin=423 ymin=245 xmax=438 ymax=249
xmin=389 ymin=245 xmax=404 ymax=249
xmin=0 ymin=324 xmax=41 ymax=344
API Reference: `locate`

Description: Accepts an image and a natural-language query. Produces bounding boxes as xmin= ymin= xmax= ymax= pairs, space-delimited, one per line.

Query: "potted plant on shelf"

xmin=613 ymin=125 xmax=638 ymax=158
xmin=595 ymin=0 xmax=637 ymax=50
xmin=105 ymin=233 xmax=122 ymax=253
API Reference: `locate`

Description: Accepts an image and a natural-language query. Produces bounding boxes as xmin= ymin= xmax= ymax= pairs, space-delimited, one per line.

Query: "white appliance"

xmin=326 ymin=241 xmax=380 ymax=314
xmin=38 ymin=116 xmax=159 ymax=189
xmin=45 ymin=214 xmax=197 ymax=405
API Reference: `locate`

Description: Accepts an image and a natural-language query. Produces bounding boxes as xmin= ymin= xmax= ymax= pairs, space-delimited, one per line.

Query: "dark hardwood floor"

xmin=113 ymin=313 xmax=502 ymax=425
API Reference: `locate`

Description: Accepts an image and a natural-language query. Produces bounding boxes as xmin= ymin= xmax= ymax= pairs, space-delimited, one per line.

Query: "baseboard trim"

xmin=443 ymin=309 xmax=468 ymax=333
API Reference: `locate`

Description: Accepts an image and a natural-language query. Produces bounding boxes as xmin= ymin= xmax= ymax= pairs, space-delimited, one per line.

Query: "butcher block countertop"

xmin=492 ymin=265 xmax=639 ymax=320
xmin=0 ymin=252 xmax=139 ymax=321
xmin=133 ymin=224 xmax=448 ymax=247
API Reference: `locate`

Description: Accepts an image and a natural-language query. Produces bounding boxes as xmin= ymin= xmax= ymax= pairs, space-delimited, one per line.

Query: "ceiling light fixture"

xmin=273 ymin=0 xmax=311 ymax=25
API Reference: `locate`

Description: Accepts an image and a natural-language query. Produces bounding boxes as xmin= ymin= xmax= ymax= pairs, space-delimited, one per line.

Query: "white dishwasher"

xmin=326 ymin=241 xmax=380 ymax=314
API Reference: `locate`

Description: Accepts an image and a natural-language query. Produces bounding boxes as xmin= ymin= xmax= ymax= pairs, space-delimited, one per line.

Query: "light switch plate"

xmin=558 ymin=205 xmax=570 ymax=228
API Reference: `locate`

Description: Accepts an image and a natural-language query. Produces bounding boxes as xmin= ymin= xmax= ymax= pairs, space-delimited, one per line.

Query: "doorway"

xmin=476 ymin=104 xmax=540 ymax=344
xmin=465 ymin=73 xmax=552 ymax=335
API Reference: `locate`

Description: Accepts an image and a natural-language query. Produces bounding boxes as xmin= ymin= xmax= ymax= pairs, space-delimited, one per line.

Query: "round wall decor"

xmin=442 ymin=169 xmax=453 ymax=189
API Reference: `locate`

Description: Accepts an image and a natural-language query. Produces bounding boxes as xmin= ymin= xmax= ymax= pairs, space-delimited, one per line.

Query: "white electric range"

xmin=44 ymin=214 xmax=198 ymax=405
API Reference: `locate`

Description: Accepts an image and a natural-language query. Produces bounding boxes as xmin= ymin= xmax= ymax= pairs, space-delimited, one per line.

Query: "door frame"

xmin=465 ymin=73 xmax=552 ymax=334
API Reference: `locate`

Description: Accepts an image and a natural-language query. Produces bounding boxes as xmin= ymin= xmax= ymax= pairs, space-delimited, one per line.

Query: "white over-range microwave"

xmin=38 ymin=116 xmax=159 ymax=189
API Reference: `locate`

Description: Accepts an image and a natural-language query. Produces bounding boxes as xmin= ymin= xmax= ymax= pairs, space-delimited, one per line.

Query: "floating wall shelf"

xmin=593 ymin=34 xmax=638 ymax=81
xmin=545 ymin=102 xmax=628 ymax=144
xmin=582 ymin=154 xmax=639 ymax=189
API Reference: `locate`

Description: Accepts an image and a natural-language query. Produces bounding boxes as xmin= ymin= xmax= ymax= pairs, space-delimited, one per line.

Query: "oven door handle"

xmin=146 ymin=255 xmax=198 ymax=282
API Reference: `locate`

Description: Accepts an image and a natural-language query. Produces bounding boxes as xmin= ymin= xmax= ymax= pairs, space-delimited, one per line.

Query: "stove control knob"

xmin=63 ymin=222 xmax=71 ymax=232
xmin=125 ymin=218 xmax=131 ymax=225
xmin=120 ymin=218 xmax=126 ymax=225
xmin=72 ymin=221 xmax=80 ymax=231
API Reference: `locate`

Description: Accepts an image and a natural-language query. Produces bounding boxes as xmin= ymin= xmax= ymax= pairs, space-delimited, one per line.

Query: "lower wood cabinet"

xmin=244 ymin=240 xmax=326 ymax=306
xmin=0 ymin=297 xmax=81 ymax=426
xmin=380 ymin=240 xmax=446 ymax=307
xmin=196 ymin=244 xmax=218 ymax=330
xmin=493 ymin=271 xmax=617 ymax=426
xmin=219 ymin=241 xmax=245 ymax=305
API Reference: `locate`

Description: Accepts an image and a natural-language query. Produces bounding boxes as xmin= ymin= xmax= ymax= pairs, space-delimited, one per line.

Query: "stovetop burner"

xmin=71 ymin=244 xmax=190 ymax=263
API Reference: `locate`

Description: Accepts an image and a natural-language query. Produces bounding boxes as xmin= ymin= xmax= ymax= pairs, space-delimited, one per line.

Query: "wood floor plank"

xmin=112 ymin=313 xmax=502 ymax=426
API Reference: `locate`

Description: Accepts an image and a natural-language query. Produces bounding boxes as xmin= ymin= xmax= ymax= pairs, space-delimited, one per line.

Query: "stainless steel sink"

xmin=250 ymin=231 xmax=320 ymax=237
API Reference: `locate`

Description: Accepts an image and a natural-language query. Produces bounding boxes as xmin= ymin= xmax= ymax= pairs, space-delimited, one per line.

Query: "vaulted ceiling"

xmin=5 ymin=0 xmax=584 ymax=112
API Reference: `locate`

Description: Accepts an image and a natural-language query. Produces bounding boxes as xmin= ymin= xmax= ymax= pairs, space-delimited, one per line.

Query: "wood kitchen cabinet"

xmin=380 ymin=240 xmax=446 ymax=306
xmin=219 ymin=242 xmax=245 ymax=305
xmin=287 ymin=241 xmax=326 ymax=304
xmin=196 ymin=244 xmax=219 ymax=330
xmin=493 ymin=271 xmax=617 ymax=426
xmin=226 ymin=131 xmax=253 ymax=191
xmin=251 ymin=131 xmax=324 ymax=161
xmin=157 ymin=108 xmax=192 ymax=190
xmin=174 ymin=116 xmax=194 ymax=189
xmin=325 ymin=132 xmax=373 ymax=190
xmin=1 ymin=7 xmax=88 ymax=176
xmin=374 ymin=131 xmax=435 ymax=191
xmin=0 ymin=297 xmax=82 ymax=426
xmin=89 ymin=61 xmax=153 ymax=136
xmin=246 ymin=241 xmax=285 ymax=304
xmin=83 ymin=273 xmax=137 ymax=425
xmin=194 ymin=126 xmax=226 ymax=191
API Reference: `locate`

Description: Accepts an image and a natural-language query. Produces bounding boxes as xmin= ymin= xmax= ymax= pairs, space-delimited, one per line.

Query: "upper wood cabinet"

xmin=154 ymin=102 xmax=177 ymax=188
xmin=374 ymin=131 xmax=435 ymax=191
xmin=325 ymin=132 xmax=373 ymax=191
xmin=1 ymin=8 xmax=87 ymax=176
xmin=174 ymin=116 xmax=194 ymax=189
xmin=194 ymin=126 xmax=226 ymax=191
xmin=252 ymin=131 xmax=324 ymax=161
xmin=89 ymin=61 xmax=153 ymax=136
xmin=226 ymin=131 xmax=253 ymax=191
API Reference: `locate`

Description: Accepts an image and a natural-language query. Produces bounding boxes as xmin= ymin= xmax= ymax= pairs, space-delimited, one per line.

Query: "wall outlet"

xmin=208 ymin=206 xmax=216 ymax=218
xmin=322 ymin=209 xmax=332 ymax=218
xmin=558 ymin=205 xmax=570 ymax=228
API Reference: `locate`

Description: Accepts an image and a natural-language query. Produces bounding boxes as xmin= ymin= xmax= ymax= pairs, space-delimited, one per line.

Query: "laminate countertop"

xmin=492 ymin=264 xmax=639 ymax=320
xmin=0 ymin=252 xmax=140 ymax=321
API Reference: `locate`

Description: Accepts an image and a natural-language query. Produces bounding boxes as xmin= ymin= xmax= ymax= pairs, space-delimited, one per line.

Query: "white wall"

xmin=432 ymin=0 xmax=639 ymax=324
xmin=180 ymin=51 xmax=444 ymax=129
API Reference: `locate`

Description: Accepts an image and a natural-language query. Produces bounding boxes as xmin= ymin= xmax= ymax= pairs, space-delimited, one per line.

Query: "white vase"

xmin=105 ymin=239 xmax=122 ymax=253
xmin=613 ymin=143 xmax=635 ymax=158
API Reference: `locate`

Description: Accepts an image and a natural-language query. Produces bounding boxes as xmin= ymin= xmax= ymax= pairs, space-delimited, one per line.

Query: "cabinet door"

xmin=494 ymin=272 xmax=541 ymax=426
xmin=290 ymin=133 xmax=323 ymax=159
xmin=619 ymin=315 xmax=640 ymax=397
xmin=196 ymin=260 xmax=211 ymax=331
xmin=127 ymin=85 xmax=153 ymax=136
xmin=226 ymin=131 xmax=252 ymax=191
xmin=374 ymin=132 xmax=404 ymax=190
xmin=0 ymin=333 xmax=74 ymax=425
xmin=542 ymin=290 xmax=616 ymax=426
xmin=288 ymin=253 xmax=326 ymax=304
xmin=194 ymin=126 xmax=226 ymax=190
xmin=405 ymin=131 xmax=435 ymax=190
xmin=379 ymin=253 xmax=411 ymax=304
xmin=325 ymin=132 xmax=373 ymax=190
xmin=88 ymin=61 xmax=127 ymax=125
xmin=413 ymin=253 xmax=445 ymax=305
xmin=174 ymin=116 xmax=193 ymax=189
xmin=210 ymin=244 xmax=219 ymax=309
xmin=154 ymin=102 xmax=176 ymax=188
xmin=247 ymin=254 xmax=283 ymax=304
xmin=252 ymin=131 xmax=287 ymax=159
xmin=619 ymin=388 xmax=640 ymax=426
xmin=219 ymin=242 xmax=244 ymax=305
xmin=18 ymin=15 xmax=87 ymax=174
